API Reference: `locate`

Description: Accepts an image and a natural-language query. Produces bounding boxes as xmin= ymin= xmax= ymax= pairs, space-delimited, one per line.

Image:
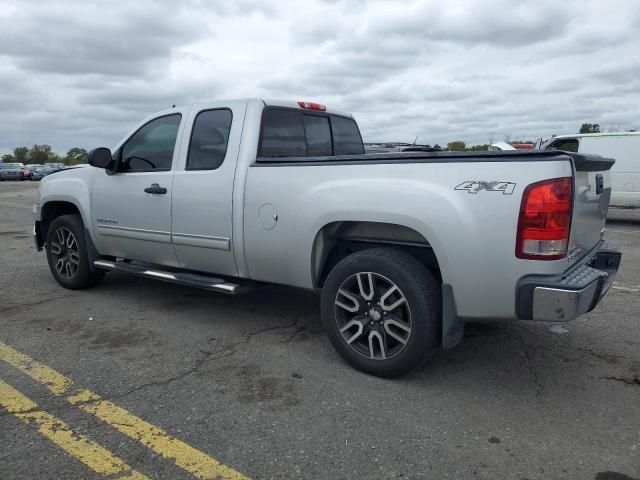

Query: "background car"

xmin=0 ymin=163 xmax=25 ymax=181
xmin=23 ymin=164 xmax=43 ymax=179
xmin=44 ymin=162 xmax=65 ymax=172
xmin=29 ymin=165 xmax=53 ymax=181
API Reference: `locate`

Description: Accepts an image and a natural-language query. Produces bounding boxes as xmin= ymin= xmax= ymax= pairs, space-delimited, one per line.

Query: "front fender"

xmin=39 ymin=168 xmax=97 ymax=241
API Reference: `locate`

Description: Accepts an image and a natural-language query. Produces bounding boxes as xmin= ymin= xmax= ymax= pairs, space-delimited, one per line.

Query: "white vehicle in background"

xmin=489 ymin=142 xmax=516 ymax=151
xmin=542 ymin=132 xmax=640 ymax=207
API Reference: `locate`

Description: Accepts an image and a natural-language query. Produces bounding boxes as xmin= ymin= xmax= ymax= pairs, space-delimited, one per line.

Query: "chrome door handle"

xmin=144 ymin=183 xmax=167 ymax=194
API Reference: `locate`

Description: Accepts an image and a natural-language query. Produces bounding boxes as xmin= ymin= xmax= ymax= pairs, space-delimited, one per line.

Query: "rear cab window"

xmin=331 ymin=116 xmax=365 ymax=155
xmin=258 ymin=107 xmax=364 ymax=158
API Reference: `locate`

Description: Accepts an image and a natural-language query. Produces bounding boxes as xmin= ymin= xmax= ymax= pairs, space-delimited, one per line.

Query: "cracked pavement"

xmin=0 ymin=182 xmax=639 ymax=480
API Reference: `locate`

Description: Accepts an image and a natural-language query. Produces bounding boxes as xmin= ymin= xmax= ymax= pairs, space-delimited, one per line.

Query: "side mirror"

xmin=88 ymin=148 xmax=114 ymax=170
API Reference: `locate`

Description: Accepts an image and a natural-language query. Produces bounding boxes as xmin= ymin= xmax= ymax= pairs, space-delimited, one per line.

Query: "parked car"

xmin=23 ymin=164 xmax=43 ymax=179
xmin=542 ymin=132 xmax=640 ymax=208
xmin=0 ymin=162 xmax=25 ymax=181
xmin=33 ymin=99 xmax=621 ymax=377
xmin=30 ymin=165 xmax=53 ymax=181
xmin=44 ymin=162 xmax=65 ymax=172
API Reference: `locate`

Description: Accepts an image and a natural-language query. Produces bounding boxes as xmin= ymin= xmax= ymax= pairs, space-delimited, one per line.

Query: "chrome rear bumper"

xmin=517 ymin=242 xmax=621 ymax=322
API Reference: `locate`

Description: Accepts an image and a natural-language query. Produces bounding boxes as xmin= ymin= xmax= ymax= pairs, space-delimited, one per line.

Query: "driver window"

xmin=121 ymin=114 xmax=182 ymax=172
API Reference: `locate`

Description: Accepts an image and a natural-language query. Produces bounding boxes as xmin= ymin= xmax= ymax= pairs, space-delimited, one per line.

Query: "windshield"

xmin=2 ymin=163 xmax=22 ymax=169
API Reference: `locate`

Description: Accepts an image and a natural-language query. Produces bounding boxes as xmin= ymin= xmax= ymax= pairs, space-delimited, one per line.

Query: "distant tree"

xmin=447 ymin=141 xmax=466 ymax=151
xmin=27 ymin=144 xmax=56 ymax=164
xmin=2 ymin=153 xmax=15 ymax=163
xmin=504 ymin=133 xmax=512 ymax=144
xmin=579 ymin=123 xmax=600 ymax=134
xmin=433 ymin=144 xmax=442 ymax=150
xmin=13 ymin=146 xmax=29 ymax=163
xmin=64 ymin=147 xmax=88 ymax=165
xmin=467 ymin=144 xmax=490 ymax=151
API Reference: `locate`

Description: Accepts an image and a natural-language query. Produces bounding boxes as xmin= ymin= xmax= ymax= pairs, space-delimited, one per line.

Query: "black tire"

xmin=45 ymin=214 xmax=105 ymax=289
xmin=321 ymin=248 xmax=441 ymax=378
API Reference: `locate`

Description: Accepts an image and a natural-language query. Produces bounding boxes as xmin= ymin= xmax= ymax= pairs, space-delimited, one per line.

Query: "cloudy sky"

xmin=1 ymin=0 xmax=639 ymax=154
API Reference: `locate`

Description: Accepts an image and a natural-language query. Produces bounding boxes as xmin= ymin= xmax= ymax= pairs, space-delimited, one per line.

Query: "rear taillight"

xmin=516 ymin=177 xmax=573 ymax=260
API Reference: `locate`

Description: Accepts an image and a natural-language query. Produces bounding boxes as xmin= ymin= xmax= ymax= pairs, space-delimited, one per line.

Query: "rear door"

xmin=170 ymin=102 xmax=243 ymax=276
xmin=92 ymin=112 xmax=185 ymax=266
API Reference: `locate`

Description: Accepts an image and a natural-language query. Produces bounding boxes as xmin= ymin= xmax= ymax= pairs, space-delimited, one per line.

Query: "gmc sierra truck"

xmin=33 ymin=99 xmax=621 ymax=377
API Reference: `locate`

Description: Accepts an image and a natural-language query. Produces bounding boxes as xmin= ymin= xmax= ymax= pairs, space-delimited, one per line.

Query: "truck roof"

xmin=261 ymin=99 xmax=354 ymax=118
xmin=163 ymin=99 xmax=354 ymax=118
xmin=552 ymin=131 xmax=640 ymax=139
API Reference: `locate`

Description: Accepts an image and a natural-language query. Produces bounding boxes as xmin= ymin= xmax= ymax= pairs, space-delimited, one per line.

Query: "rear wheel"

xmin=321 ymin=248 xmax=441 ymax=377
xmin=45 ymin=214 xmax=104 ymax=289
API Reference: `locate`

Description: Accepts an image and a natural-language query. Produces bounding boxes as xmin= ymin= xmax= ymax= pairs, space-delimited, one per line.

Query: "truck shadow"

xmin=94 ymin=273 xmax=638 ymax=396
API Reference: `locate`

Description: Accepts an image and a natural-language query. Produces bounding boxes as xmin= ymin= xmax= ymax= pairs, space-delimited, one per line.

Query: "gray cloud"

xmin=0 ymin=0 xmax=639 ymax=155
xmin=0 ymin=2 xmax=210 ymax=77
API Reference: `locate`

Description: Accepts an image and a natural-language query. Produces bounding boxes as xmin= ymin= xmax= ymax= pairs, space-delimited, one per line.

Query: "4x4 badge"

xmin=455 ymin=181 xmax=516 ymax=195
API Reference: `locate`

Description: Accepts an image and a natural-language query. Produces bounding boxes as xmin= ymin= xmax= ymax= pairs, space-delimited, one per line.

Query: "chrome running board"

xmin=93 ymin=260 xmax=249 ymax=295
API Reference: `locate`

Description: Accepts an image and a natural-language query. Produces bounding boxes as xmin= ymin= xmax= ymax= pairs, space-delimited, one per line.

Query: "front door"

xmin=171 ymin=104 xmax=242 ymax=276
xmin=92 ymin=112 xmax=185 ymax=266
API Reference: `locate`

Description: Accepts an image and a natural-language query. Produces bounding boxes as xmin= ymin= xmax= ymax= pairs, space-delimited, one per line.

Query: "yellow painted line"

xmin=0 ymin=378 xmax=148 ymax=479
xmin=0 ymin=341 xmax=250 ymax=480
xmin=0 ymin=342 xmax=71 ymax=395
xmin=612 ymin=285 xmax=640 ymax=293
xmin=606 ymin=228 xmax=640 ymax=234
xmin=68 ymin=390 xmax=249 ymax=480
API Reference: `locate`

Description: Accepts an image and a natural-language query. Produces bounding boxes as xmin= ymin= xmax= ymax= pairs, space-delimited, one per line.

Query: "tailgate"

xmin=567 ymin=152 xmax=615 ymax=265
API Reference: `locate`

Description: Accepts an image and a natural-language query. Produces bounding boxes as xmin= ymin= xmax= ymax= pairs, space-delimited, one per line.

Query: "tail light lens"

xmin=297 ymin=101 xmax=327 ymax=111
xmin=516 ymin=177 xmax=573 ymax=260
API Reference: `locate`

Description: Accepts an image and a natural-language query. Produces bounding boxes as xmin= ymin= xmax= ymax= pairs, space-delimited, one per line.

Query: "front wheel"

xmin=321 ymin=248 xmax=441 ymax=378
xmin=45 ymin=214 xmax=105 ymax=289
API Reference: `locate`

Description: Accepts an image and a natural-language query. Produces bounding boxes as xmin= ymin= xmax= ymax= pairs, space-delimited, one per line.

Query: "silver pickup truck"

xmin=33 ymin=99 xmax=621 ymax=377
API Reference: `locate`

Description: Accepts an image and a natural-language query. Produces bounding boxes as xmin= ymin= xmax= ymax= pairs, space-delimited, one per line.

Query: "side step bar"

xmin=93 ymin=260 xmax=249 ymax=295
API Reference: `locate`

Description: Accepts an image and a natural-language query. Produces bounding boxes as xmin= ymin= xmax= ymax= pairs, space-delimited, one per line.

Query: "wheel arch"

xmin=38 ymin=200 xmax=102 ymax=272
xmin=311 ymin=220 xmax=442 ymax=288
xmin=36 ymin=200 xmax=81 ymax=245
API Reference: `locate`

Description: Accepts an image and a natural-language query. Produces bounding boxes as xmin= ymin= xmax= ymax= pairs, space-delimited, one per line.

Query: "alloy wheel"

xmin=334 ymin=272 xmax=412 ymax=360
xmin=49 ymin=227 xmax=80 ymax=279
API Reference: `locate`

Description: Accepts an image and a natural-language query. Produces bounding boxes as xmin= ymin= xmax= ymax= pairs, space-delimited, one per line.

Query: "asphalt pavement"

xmin=0 ymin=181 xmax=638 ymax=480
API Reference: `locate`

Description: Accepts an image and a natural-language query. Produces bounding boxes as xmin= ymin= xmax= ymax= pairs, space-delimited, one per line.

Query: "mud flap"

xmin=84 ymin=228 xmax=101 ymax=273
xmin=442 ymin=283 xmax=464 ymax=349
